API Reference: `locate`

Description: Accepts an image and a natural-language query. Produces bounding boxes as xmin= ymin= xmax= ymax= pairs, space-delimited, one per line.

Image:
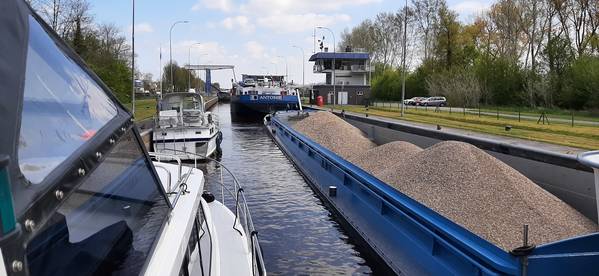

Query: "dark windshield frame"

xmin=0 ymin=2 xmax=171 ymax=275
xmin=11 ymin=9 xmax=171 ymax=217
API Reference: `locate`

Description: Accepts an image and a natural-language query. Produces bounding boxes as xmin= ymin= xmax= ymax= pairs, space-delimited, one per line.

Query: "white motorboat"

xmin=153 ymin=92 xmax=222 ymax=160
xmin=0 ymin=2 xmax=265 ymax=275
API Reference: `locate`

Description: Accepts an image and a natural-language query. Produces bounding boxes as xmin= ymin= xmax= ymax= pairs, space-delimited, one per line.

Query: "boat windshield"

xmin=18 ymin=16 xmax=117 ymax=185
xmin=160 ymin=94 xmax=203 ymax=112
xmin=26 ymin=129 xmax=170 ymax=276
xmin=18 ymin=15 xmax=171 ymax=275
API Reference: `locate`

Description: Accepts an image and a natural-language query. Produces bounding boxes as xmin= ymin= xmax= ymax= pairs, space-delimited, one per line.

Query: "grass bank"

xmin=123 ymin=98 xmax=157 ymax=121
xmin=328 ymin=105 xmax=599 ymax=150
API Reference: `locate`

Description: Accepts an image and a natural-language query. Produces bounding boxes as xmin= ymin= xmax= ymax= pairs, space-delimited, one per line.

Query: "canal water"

xmin=198 ymin=103 xmax=375 ymax=275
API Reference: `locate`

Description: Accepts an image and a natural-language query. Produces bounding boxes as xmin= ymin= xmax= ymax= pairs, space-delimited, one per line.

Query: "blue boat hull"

xmin=266 ymin=111 xmax=599 ymax=276
xmin=231 ymin=95 xmax=300 ymax=121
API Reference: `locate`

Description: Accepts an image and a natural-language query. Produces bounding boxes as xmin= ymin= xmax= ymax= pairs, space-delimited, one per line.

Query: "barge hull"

xmin=266 ymin=112 xmax=599 ymax=276
xmin=231 ymin=95 xmax=300 ymax=121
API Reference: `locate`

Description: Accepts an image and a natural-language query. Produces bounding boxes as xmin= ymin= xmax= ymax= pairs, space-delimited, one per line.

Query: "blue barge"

xmin=231 ymin=94 xmax=301 ymax=119
xmin=231 ymin=74 xmax=301 ymax=120
xmin=266 ymin=111 xmax=599 ymax=275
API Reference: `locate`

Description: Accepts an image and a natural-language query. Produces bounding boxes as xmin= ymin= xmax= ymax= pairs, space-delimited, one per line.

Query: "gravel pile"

xmin=348 ymin=141 xmax=422 ymax=176
xmin=293 ymin=111 xmax=376 ymax=159
xmin=376 ymin=141 xmax=596 ymax=251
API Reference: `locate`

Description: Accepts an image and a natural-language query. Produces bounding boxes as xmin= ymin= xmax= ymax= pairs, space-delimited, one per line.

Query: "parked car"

xmin=404 ymin=97 xmax=425 ymax=105
xmin=420 ymin=96 xmax=447 ymax=106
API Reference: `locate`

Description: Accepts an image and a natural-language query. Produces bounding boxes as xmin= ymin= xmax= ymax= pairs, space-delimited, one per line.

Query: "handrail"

xmin=149 ymin=152 xmax=182 ymax=180
xmin=149 ymin=149 xmax=266 ymax=275
xmin=153 ymin=164 xmax=172 ymax=192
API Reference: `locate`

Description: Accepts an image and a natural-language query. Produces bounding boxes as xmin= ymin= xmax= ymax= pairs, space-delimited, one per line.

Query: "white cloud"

xmin=192 ymin=0 xmax=234 ymax=12
xmin=221 ymin=16 xmax=256 ymax=35
xmin=129 ymin=23 xmax=154 ymax=34
xmin=137 ymin=23 xmax=154 ymax=33
xmin=257 ymin=13 xmax=351 ymax=33
xmin=451 ymin=1 xmax=490 ymax=18
xmin=240 ymin=0 xmax=381 ymax=15
xmin=245 ymin=41 xmax=265 ymax=59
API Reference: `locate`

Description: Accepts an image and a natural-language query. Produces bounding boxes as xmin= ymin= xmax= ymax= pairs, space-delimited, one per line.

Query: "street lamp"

xmin=169 ymin=20 xmax=189 ymax=92
xmin=291 ymin=45 xmax=305 ymax=88
xmin=400 ymin=0 xmax=408 ymax=116
xmin=316 ymin=26 xmax=336 ymax=109
xmin=277 ymin=55 xmax=288 ymax=84
xmin=270 ymin=62 xmax=277 ymax=86
xmin=131 ymin=0 xmax=135 ymax=116
xmin=291 ymin=45 xmax=310 ymax=101
xmin=188 ymin=42 xmax=201 ymax=91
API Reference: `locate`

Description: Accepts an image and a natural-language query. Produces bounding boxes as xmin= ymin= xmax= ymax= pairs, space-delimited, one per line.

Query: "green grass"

xmin=124 ymin=98 xmax=157 ymax=121
xmin=475 ymin=105 xmax=599 ymax=123
xmin=372 ymin=101 xmax=599 ymax=123
xmin=330 ymin=105 xmax=599 ymax=150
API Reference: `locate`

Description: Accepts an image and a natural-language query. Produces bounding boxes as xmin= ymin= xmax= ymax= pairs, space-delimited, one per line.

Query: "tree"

xmin=559 ymin=55 xmax=599 ymax=109
xmin=433 ymin=5 xmax=461 ymax=69
xmin=162 ymin=62 xmax=204 ymax=93
xmin=412 ymin=0 xmax=444 ymax=62
xmin=553 ymin=0 xmax=599 ymax=57
xmin=426 ymin=68 xmax=481 ymax=106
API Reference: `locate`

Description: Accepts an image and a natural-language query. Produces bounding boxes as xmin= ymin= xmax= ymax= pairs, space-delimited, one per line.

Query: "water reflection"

xmin=196 ymin=103 xmax=374 ymax=275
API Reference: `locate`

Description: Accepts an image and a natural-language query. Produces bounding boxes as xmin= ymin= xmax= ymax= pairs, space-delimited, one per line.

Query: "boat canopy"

xmin=0 ymin=1 xmax=170 ymax=275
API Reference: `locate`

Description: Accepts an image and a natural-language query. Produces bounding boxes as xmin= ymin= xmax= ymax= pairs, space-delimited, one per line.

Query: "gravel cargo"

xmin=293 ymin=111 xmax=375 ymax=160
xmin=291 ymin=112 xmax=595 ymax=251
xmin=348 ymin=141 xmax=422 ymax=176
xmin=377 ymin=141 xmax=596 ymax=251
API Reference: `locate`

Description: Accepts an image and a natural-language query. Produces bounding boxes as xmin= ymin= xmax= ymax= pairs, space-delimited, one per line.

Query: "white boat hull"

xmin=153 ymin=127 xmax=221 ymax=160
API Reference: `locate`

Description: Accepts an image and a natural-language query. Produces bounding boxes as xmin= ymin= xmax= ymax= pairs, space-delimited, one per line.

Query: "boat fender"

xmin=202 ymin=191 xmax=215 ymax=203
xmin=208 ymin=114 xmax=213 ymax=124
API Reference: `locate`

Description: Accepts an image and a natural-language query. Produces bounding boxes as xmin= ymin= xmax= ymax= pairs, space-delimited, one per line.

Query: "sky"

xmin=88 ymin=0 xmax=492 ymax=88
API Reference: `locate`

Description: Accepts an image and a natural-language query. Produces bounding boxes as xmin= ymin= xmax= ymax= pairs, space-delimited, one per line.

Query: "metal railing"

xmin=149 ymin=150 xmax=266 ymax=276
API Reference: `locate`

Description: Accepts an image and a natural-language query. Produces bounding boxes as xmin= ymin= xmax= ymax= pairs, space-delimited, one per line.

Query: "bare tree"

xmin=487 ymin=0 xmax=526 ymax=62
xmin=553 ymin=0 xmax=599 ymax=57
xmin=426 ymin=69 xmax=482 ymax=106
xmin=412 ymin=0 xmax=444 ymax=62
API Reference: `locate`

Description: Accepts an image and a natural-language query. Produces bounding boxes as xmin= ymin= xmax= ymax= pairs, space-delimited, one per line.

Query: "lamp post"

xmin=400 ymin=0 xmax=408 ymax=116
xmin=169 ymin=20 xmax=189 ymax=92
xmin=188 ymin=42 xmax=201 ymax=92
xmin=131 ymin=0 xmax=135 ymax=116
xmin=277 ymin=55 xmax=288 ymax=84
xmin=292 ymin=45 xmax=305 ymax=90
xmin=270 ymin=62 xmax=277 ymax=86
xmin=316 ymin=26 xmax=336 ymax=109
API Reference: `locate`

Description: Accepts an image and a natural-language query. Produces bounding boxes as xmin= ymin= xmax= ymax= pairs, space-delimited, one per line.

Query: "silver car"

xmin=420 ymin=96 xmax=447 ymax=106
